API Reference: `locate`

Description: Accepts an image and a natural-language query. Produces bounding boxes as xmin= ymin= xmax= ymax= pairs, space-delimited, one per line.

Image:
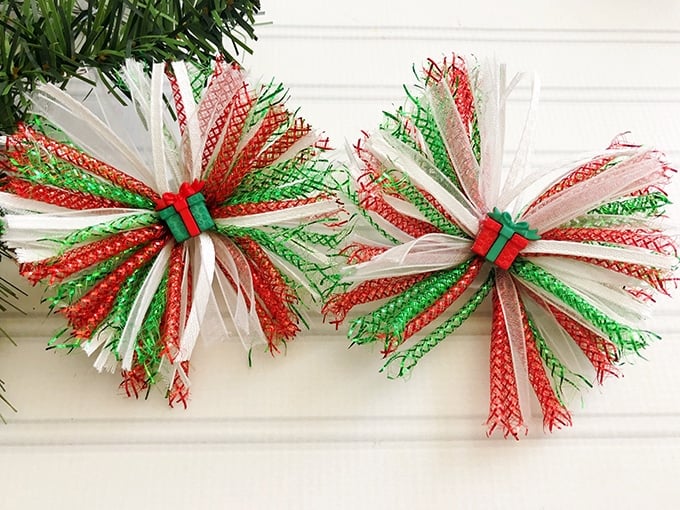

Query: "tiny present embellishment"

xmin=156 ymin=180 xmax=216 ymax=242
xmin=471 ymin=208 xmax=541 ymax=270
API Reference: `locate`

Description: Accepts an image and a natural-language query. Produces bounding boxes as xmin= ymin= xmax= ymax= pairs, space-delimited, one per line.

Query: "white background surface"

xmin=2 ymin=1 xmax=680 ymax=508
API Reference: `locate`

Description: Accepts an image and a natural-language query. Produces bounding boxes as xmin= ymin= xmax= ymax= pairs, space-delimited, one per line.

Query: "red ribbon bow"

xmin=156 ymin=180 xmax=206 ymax=238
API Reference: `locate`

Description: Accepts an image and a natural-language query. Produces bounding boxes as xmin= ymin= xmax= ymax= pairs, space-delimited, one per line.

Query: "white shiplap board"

xmin=2 ymin=1 xmax=680 ymax=508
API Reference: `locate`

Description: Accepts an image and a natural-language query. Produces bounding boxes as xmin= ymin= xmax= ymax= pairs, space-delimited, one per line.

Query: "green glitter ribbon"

xmin=15 ymin=149 xmax=155 ymax=209
xmin=216 ymin=224 xmax=340 ymax=299
xmin=403 ymin=88 xmax=460 ymax=187
xmin=588 ymin=192 xmax=671 ymax=217
xmin=349 ymin=261 xmax=473 ymax=346
xmin=511 ymin=259 xmax=656 ymax=353
xmin=133 ymin=274 xmax=168 ymax=383
xmin=526 ymin=313 xmax=590 ymax=402
xmin=52 ymin=212 xmax=158 ymax=252
xmin=380 ymin=170 xmax=468 ymax=237
xmin=382 ymin=272 xmax=494 ymax=378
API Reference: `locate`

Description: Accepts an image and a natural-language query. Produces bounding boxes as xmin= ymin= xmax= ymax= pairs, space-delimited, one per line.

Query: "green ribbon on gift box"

xmin=485 ymin=207 xmax=540 ymax=263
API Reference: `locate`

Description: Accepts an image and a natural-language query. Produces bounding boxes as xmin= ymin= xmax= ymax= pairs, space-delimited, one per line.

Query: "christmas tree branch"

xmin=0 ymin=0 xmax=261 ymax=132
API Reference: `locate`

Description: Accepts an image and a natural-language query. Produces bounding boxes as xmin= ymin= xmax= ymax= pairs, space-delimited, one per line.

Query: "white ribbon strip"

xmin=524 ymin=256 xmax=651 ymax=328
xmin=82 ymin=329 xmax=114 ymax=357
xmin=0 ymin=191 xmax=70 ymax=213
xmin=425 ymin=81 xmax=483 ymax=211
xmin=368 ymin=133 xmax=480 ymax=235
xmin=521 ymin=150 xmax=664 ymax=233
xmin=214 ymin=199 xmax=339 ymax=228
xmin=2 ymin=210 xmax=152 ymax=261
xmin=170 ymin=61 xmax=201 ymax=181
xmin=32 ymin=83 xmax=155 ymax=186
xmin=93 ymin=346 xmax=117 ymax=373
xmin=475 ymin=58 xmax=504 ymax=213
xmin=269 ymin=130 xmax=320 ymax=167
xmin=381 ymin=193 xmax=430 ymax=222
xmin=521 ymin=294 xmax=596 ymax=395
xmin=212 ymin=235 xmax=267 ymax=350
xmin=178 ymin=234 xmax=216 ymax=362
xmin=211 ymin=248 xmax=267 ymax=351
xmin=3 ymin=209 xmax=148 ymax=238
xmin=343 ymin=233 xmax=472 ymax=281
xmin=150 ymin=63 xmax=175 ymax=194
xmin=522 ymin=240 xmax=676 ymax=270
xmin=355 ymin=207 xmax=417 ymax=244
xmin=498 ymin=73 xmax=541 ymax=216
xmin=191 ymin=62 xmax=245 ymax=179
xmin=527 ymin=255 xmax=656 ymax=292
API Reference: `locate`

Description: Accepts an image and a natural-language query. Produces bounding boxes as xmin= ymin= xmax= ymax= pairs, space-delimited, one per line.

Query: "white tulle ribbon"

xmin=381 ymin=194 xmax=430 ymax=222
xmin=425 ymin=81 xmax=483 ymax=211
xmin=170 ymin=61 xmax=201 ymax=180
xmin=3 ymin=209 xmax=142 ymax=231
xmin=522 ymin=295 xmax=596 ymax=395
xmin=121 ymin=60 xmax=152 ymax=126
xmin=270 ymin=130 xmax=321 ymax=167
xmin=191 ymin=62 xmax=245 ymax=179
xmin=150 ymin=63 xmax=174 ymax=194
xmin=31 ymin=83 xmax=155 ymax=186
xmin=119 ymin=242 xmax=174 ymax=370
xmin=344 ymin=233 xmax=472 ymax=281
xmin=496 ymin=270 xmax=532 ymax=423
xmin=0 ymin=191 xmax=70 ymax=213
xmin=498 ymin=73 xmax=541 ymax=216
xmin=474 ymin=59 xmax=504 ymax=213
xmin=521 ymin=150 xmax=664 ymax=233
xmin=82 ymin=328 xmax=114 ymax=358
xmin=93 ymin=344 xmax=118 ymax=374
xmin=178 ymin=234 xmax=216 ymax=362
xmin=527 ymin=255 xmax=656 ymax=292
xmin=525 ymin=256 xmax=651 ymax=328
xmin=367 ymin=133 xmax=480 ymax=235
xmin=235 ymin=108 xmax=265 ymax=158
xmin=357 ymin=207 xmax=417 ymax=244
xmin=522 ymin=240 xmax=677 ymax=270
xmin=2 ymin=210 xmax=151 ymax=261
xmin=211 ymin=235 xmax=267 ymax=350
xmin=214 ymin=199 xmax=339 ymax=228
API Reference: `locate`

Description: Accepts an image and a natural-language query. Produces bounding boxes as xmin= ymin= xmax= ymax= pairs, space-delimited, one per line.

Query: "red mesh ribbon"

xmin=487 ymin=286 xmax=525 ymax=438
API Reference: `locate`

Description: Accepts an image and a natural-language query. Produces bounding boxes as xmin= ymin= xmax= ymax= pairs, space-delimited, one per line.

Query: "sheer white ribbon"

xmin=344 ymin=233 xmax=472 ymax=280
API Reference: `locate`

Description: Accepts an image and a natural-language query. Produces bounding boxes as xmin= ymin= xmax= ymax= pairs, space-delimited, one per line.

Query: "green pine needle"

xmin=0 ymin=0 xmax=261 ymax=132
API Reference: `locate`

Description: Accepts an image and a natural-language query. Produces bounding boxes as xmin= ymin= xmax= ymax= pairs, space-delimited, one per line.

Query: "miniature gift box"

xmin=157 ymin=180 xmax=216 ymax=242
xmin=471 ymin=208 xmax=540 ymax=270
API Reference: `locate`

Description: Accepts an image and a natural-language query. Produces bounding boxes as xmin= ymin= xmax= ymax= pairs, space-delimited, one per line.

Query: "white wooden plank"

xmin=2 ymin=440 xmax=680 ymax=509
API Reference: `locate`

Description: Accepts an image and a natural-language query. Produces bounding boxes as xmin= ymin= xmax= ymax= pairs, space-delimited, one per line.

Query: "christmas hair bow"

xmin=326 ymin=55 xmax=677 ymax=437
xmin=0 ymin=57 xmax=343 ymax=406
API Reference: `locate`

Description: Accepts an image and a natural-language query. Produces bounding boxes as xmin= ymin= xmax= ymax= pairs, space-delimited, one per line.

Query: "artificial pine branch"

xmin=0 ymin=0 xmax=261 ymax=132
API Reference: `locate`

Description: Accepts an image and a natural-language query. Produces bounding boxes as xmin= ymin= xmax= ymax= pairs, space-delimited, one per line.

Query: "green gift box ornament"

xmin=156 ymin=180 xmax=215 ymax=242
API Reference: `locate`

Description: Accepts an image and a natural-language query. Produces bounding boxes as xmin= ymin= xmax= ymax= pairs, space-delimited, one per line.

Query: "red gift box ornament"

xmin=471 ymin=208 xmax=540 ymax=270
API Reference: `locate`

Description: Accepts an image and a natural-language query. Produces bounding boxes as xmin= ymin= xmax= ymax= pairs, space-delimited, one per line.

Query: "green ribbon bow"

xmin=488 ymin=208 xmax=541 ymax=241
